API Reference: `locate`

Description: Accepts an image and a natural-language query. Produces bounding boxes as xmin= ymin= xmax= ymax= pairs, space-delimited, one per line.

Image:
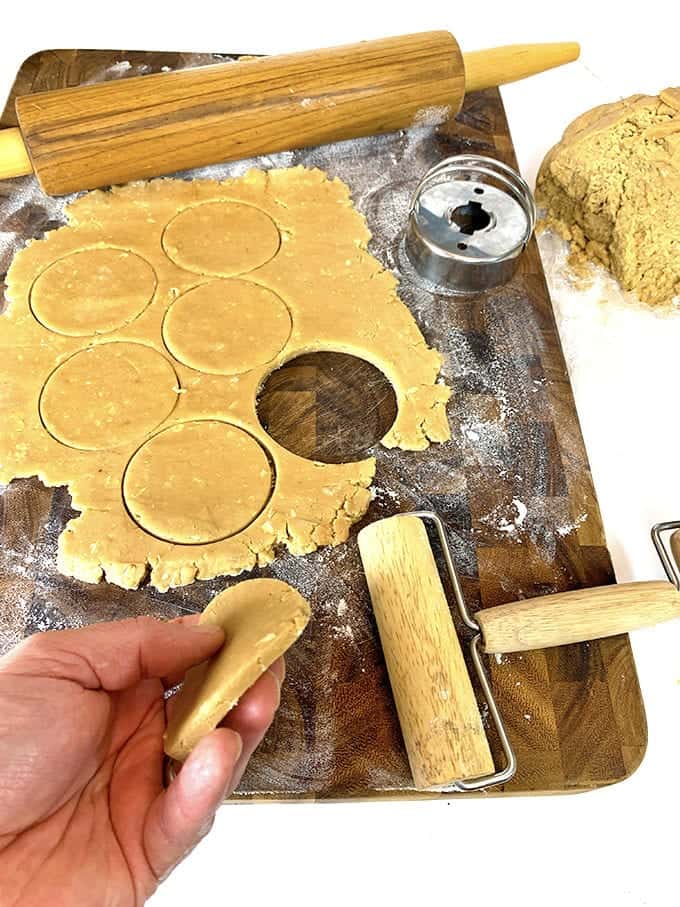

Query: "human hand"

xmin=0 ymin=615 xmax=283 ymax=906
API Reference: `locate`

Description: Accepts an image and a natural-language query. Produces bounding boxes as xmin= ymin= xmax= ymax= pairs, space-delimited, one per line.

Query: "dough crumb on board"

xmin=0 ymin=167 xmax=450 ymax=591
xmin=536 ymin=88 xmax=680 ymax=307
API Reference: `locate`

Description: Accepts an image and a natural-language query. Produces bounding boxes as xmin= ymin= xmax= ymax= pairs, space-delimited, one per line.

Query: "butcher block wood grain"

xmin=0 ymin=49 xmax=647 ymax=798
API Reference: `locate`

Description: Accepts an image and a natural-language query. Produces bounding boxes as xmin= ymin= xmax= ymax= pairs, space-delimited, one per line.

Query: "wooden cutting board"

xmin=0 ymin=48 xmax=647 ymax=798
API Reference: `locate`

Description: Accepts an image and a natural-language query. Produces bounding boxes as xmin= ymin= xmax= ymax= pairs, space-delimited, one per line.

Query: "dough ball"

xmin=536 ymin=88 xmax=680 ymax=306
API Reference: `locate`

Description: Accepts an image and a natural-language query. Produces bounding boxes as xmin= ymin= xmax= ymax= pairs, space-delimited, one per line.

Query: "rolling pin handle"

xmin=462 ymin=41 xmax=580 ymax=93
xmin=478 ymin=579 xmax=680 ymax=654
xmin=478 ymin=522 xmax=680 ymax=654
xmin=0 ymin=127 xmax=33 ymax=180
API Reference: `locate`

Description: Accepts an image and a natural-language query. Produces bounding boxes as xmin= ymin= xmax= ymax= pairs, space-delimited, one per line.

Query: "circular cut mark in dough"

xmin=162 ymin=201 xmax=281 ymax=277
xmin=40 ymin=342 xmax=180 ymax=451
xmin=163 ymin=278 xmax=291 ymax=375
xmin=30 ymin=248 xmax=157 ymax=336
xmin=123 ymin=420 xmax=274 ymax=544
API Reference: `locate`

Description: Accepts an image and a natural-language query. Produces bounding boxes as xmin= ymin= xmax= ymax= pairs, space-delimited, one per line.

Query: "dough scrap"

xmin=0 ymin=167 xmax=450 ymax=590
xmin=163 ymin=578 xmax=311 ymax=761
xmin=536 ymin=88 xmax=680 ymax=306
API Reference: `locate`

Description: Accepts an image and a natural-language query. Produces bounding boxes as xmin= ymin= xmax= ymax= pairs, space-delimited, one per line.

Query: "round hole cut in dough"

xmin=123 ymin=420 xmax=274 ymax=544
xmin=162 ymin=201 xmax=281 ymax=277
xmin=163 ymin=278 xmax=291 ymax=375
xmin=164 ymin=578 xmax=311 ymax=761
xmin=30 ymin=248 xmax=157 ymax=336
xmin=40 ymin=342 xmax=180 ymax=451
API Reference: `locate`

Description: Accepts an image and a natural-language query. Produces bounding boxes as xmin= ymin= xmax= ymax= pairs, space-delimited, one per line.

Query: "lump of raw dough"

xmin=164 ymin=578 xmax=310 ymax=761
xmin=536 ymin=88 xmax=680 ymax=306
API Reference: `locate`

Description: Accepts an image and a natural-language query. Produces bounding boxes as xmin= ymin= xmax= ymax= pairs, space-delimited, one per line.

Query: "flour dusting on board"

xmin=538 ymin=225 xmax=680 ymax=581
xmin=411 ymin=106 xmax=452 ymax=128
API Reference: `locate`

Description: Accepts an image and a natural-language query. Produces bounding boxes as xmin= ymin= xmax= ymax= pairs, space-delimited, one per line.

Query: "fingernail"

xmin=217 ymin=731 xmax=243 ymax=800
xmin=269 ymin=657 xmax=286 ymax=685
xmin=266 ymin=669 xmax=283 ymax=709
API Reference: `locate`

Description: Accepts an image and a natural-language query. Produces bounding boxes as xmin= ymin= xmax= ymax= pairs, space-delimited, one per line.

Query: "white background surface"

xmin=1 ymin=2 xmax=678 ymax=904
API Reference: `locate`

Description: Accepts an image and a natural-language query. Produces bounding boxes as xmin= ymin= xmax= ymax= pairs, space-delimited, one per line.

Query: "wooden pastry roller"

xmin=358 ymin=513 xmax=680 ymax=791
xmin=0 ymin=32 xmax=579 ymax=195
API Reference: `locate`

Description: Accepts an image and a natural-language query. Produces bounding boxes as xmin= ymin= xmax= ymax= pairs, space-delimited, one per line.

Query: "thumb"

xmin=143 ymin=728 xmax=242 ymax=882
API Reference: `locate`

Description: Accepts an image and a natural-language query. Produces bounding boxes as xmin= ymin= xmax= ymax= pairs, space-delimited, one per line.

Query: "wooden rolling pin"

xmin=0 ymin=32 xmax=579 ymax=195
xmin=358 ymin=515 xmax=495 ymax=790
xmin=358 ymin=514 xmax=680 ymax=790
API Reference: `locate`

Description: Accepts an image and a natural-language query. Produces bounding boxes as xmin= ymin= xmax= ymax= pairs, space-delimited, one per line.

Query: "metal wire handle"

xmin=651 ymin=521 xmax=680 ymax=590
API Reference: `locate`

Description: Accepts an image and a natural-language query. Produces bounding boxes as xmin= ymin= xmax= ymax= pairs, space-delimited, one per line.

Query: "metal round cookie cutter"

xmin=404 ymin=154 xmax=536 ymax=294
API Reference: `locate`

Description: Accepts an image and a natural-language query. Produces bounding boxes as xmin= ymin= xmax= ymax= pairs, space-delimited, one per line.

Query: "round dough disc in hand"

xmin=164 ymin=578 xmax=311 ymax=762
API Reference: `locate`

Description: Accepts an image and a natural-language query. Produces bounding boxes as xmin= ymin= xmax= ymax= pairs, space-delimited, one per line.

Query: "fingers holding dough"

xmin=219 ymin=665 xmax=283 ymax=791
xmin=164 ymin=580 xmax=310 ymax=761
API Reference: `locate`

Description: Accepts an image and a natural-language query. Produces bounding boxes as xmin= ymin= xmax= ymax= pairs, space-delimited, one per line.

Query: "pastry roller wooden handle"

xmin=358 ymin=514 xmax=495 ymax=790
xmin=0 ymin=32 xmax=579 ymax=195
xmin=478 ymin=580 xmax=680 ymax=653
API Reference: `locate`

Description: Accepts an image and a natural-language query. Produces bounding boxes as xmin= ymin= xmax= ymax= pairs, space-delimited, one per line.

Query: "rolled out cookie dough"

xmin=536 ymin=88 xmax=680 ymax=306
xmin=31 ymin=248 xmax=157 ymax=335
xmin=162 ymin=279 xmax=292 ymax=375
xmin=164 ymin=578 xmax=311 ymax=761
xmin=0 ymin=166 xmax=451 ymax=591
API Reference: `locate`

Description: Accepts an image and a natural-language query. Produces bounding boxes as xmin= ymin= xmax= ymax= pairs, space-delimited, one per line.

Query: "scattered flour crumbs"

xmin=538 ymin=228 xmax=680 ymax=583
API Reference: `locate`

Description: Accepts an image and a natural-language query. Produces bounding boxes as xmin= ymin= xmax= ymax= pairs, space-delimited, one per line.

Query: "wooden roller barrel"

xmin=357 ymin=514 xmax=494 ymax=790
xmin=2 ymin=33 xmax=580 ymax=195
xmin=14 ymin=32 xmax=464 ymax=195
